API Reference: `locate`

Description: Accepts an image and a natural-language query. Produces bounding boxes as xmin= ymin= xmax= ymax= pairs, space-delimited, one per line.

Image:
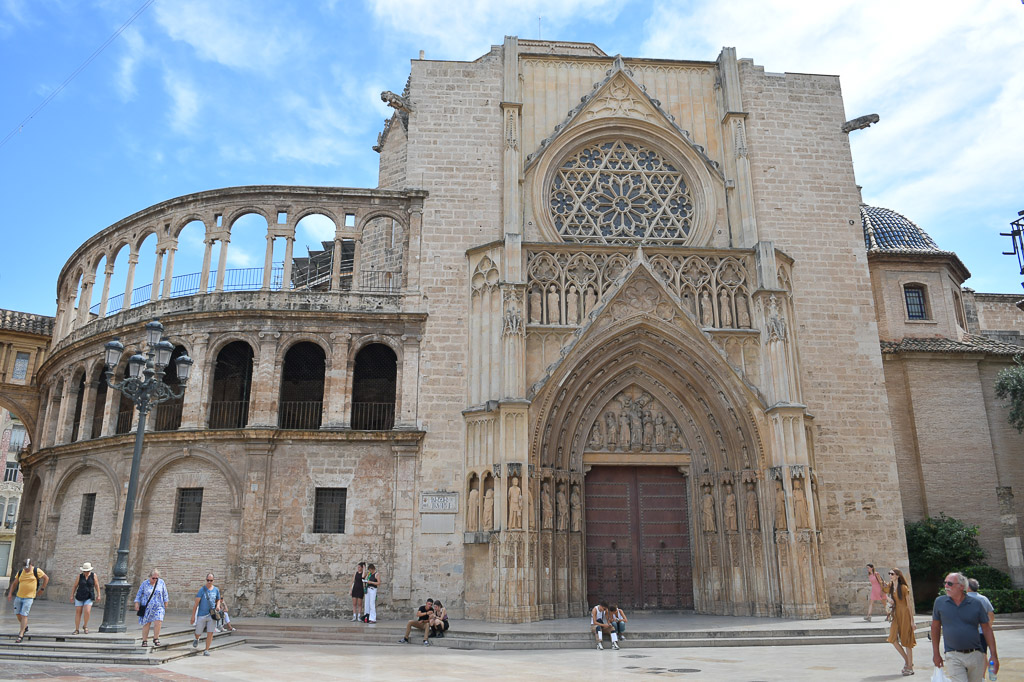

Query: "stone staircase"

xmin=0 ymin=626 xmax=243 ymax=665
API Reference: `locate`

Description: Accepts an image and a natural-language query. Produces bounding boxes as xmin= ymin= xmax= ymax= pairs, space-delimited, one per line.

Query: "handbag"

xmin=205 ymin=588 xmax=222 ymax=621
xmin=137 ymin=582 xmax=153 ymax=617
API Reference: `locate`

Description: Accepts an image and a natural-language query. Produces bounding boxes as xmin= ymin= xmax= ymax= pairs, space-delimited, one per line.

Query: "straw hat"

xmin=80 ymin=562 xmax=93 ymax=572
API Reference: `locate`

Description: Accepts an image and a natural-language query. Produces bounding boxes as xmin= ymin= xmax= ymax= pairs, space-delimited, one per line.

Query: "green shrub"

xmin=268 ymin=610 xmax=281 ymax=618
xmin=985 ymin=589 xmax=1024 ymax=614
xmin=958 ymin=565 xmax=1013 ymax=591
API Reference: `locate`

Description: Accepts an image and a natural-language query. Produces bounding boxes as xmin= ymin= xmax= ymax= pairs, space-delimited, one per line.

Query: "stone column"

xmin=161 ymin=245 xmax=177 ymax=299
xmin=77 ymin=377 xmax=99 ymax=442
xmin=281 ymin=235 xmax=295 ymax=290
xmin=391 ymin=443 xmax=419 ymax=602
xmin=76 ymin=274 xmax=95 ymax=328
xmin=396 ymin=335 xmax=421 ymax=428
xmin=248 ymin=331 xmax=280 ymax=427
xmin=330 ymin=238 xmax=342 ymax=290
xmin=122 ymin=251 xmax=139 ymax=309
xmin=100 ymin=375 xmax=120 ymax=437
xmin=215 ymin=238 xmax=230 ymax=292
xmin=98 ymin=262 xmax=114 ymax=317
xmin=200 ymin=238 xmax=214 ymax=294
xmin=404 ymin=203 xmax=424 ymax=293
xmin=180 ymin=333 xmax=209 ymax=429
xmin=998 ymin=486 xmax=1024 ymax=587
xmin=262 ymin=235 xmax=275 ymax=290
xmin=237 ymin=439 xmax=274 ymax=612
xmin=323 ymin=333 xmax=351 ymax=428
xmin=151 ymin=249 xmax=164 ymax=303
xmin=53 ymin=379 xmax=74 ymax=446
xmin=718 ymin=47 xmax=758 ymax=248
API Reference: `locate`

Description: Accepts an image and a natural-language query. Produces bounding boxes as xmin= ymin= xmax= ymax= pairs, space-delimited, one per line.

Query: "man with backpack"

xmin=5 ymin=558 xmax=49 ymax=643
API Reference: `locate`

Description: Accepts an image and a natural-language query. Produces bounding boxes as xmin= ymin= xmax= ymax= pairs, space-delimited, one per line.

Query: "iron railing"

xmin=350 ymin=402 xmax=395 ymax=430
xmin=278 ymin=401 xmax=323 ymax=430
xmin=154 ymin=399 xmax=184 ymax=432
xmin=209 ymin=400 xmax=250 ymax=429
xmin=115 ymin=410 xmax=133 ymax=434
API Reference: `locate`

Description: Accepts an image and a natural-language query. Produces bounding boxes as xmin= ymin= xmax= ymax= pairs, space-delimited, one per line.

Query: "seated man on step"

xmin=609 ymin=604 xmax=627 ymax=640
xmin=399 ymin=598 xmax=435 ymax=646
xmin=590 ymin=601 xmax=619 ymax=650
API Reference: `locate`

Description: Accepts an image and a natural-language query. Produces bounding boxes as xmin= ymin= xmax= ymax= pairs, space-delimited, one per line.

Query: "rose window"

xmin=549 ymin=140 xmax=694 ymax=244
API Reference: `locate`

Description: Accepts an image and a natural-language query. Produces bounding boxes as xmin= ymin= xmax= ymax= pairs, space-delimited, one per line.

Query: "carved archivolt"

xmin=526 ymin=246 xmax=753 ymax=330
xmin=586 ymin=386 xmax=686 ymax=453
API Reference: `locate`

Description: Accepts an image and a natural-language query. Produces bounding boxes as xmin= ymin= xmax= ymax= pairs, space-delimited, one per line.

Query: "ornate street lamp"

xmin=98 ymin=320 xmax=192 ymax=632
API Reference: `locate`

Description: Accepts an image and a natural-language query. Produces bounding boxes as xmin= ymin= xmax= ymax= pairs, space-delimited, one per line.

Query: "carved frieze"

xmin=586 ymin=386 xmax=686 ymax=453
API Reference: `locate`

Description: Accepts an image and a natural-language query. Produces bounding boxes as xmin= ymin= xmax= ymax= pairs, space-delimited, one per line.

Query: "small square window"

xmin=313 ymin=488 xmax=346 ymax=534
xmin=79 ymin=493 xmax=96 ymax=535
xmin=174 ymin=488 xmax=203 ymax=533
xmin=904 ymin=285 xmax=927 ymax=320
xmin=12 ymin=352 xmax=30 ymax=381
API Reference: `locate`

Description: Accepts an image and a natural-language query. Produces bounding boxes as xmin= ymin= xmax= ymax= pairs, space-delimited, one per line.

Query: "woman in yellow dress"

xmin=885 ymin=567 xmax=916 ymax=676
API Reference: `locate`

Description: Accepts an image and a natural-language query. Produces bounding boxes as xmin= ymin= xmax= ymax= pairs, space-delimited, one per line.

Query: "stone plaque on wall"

xmin=420 ymin=492 xmax=458 ymax=513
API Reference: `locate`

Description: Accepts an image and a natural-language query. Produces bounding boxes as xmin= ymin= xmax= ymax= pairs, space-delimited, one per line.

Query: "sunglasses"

xmin=888 ymin=571 xmax=895 ymax=575
xmin=944 ymin=581 xmax=956 ymax=586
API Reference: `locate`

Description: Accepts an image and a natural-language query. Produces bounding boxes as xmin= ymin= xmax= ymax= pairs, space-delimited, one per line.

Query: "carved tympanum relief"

xmin=585 ymin=386 xmax=686 ymax=453
xmin=526 ymin=247 xmax=753 ymax=331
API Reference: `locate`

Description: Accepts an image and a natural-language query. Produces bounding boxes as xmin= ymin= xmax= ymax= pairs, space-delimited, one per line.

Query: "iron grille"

xmin=904 ymin=286 xmax=927 ymax=320
xmin=313 ymin=488 xmax=346 ymax=534
xmin=79 ymin=493 xmax=96 ymax=535
xmin=174 ymin=488 xmax=203 ymax=533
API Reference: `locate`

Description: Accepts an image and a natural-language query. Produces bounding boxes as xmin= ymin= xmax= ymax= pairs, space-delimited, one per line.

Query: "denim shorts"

xmin=12 ymin=597 xmax=34 ymax=616
xmin=74 ymin=598 xmax=94 ymax=607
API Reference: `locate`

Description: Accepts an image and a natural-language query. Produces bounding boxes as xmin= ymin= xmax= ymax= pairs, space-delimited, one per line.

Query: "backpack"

xmin=13 ymin=567 xmax=40 ymax=598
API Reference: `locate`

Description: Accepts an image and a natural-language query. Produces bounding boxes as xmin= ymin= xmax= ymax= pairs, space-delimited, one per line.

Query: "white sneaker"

xmin=612 ymin=642 xmax=619 ymax=650
xmin=352 ymin=614 xmax=359 ymax=622
xmin=596 ymin=642 xmax=603 ymax=650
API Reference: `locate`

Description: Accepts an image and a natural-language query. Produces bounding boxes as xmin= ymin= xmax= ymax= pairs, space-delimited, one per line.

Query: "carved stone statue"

xmin=570 ymin=484 xmax=582 ymax=532
xmin=745 ymin=481 xmax=760 ymax=531
xmin=724 ymin=483 xmax=738 ymax=532
xmin=654 ymin=413 xmax=666 ymax=449
xmin=547 ymin=285 xmax=560 ymax=324
xmin=508 ymin=477 xmax=523 ymax=529
xmin=642 ymin=410 xmax=654 ymax=451
xmin=567 ymin=285 xmax=579 ymax=325
xmin=737 ymin=297 xmax=751 ymax=328
xmin=774 ymin=480 xmax=787 ymax=530
xmin=483 ymin=488 xmax=494 ymax=531
xmin=618 ymin=412 xmax=630 ymax=450
xmin=529 ymin=287 xmax=542 ymax=324
xmin=700 ymin=290 xmax=714 ymax=327
xmin=541 ymin=481 xmax=553 ymax=529
xmin=467 ymin=485 xmax=480 ymax=531
xmin=701 ymin=486 xmax=716 ymax=532
xmin=604 ymin=411 xmax=618 ymax=449
xmin=556 ymin=484 xmax=569 ymax=531
xmin=629 ymin=407 xmax=642 ymax=450
xmin=668 ymin=421 xmax=682 ymax=449
xmin=793 ymin=479 xmax=810 ymax=529
xmin=719 ymin=289 xmax=732 ymax=328
xmin=584 ymin=285 xmax=597 ymax=315
xmin=381 ymin=90 xmax=413 ymax=113
xmin=588 ymin=423 xmax=603 ymax=450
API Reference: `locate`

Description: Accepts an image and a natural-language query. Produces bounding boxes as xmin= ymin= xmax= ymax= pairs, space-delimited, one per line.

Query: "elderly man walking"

xmin=931 ymin=572 xmax=998 ymax=682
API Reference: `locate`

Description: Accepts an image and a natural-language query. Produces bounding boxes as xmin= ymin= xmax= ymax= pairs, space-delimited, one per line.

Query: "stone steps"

xmin=0 ymin=627 xmax=244 ymax=665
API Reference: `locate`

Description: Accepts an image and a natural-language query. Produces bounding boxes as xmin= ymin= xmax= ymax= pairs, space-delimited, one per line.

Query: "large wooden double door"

xmin=585 ymin=466 xmax=693 ymax=610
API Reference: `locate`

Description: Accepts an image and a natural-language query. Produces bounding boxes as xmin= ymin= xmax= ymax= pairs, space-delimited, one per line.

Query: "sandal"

xmin=15 ymin=636 xmax=23 ymax=644
xmin=153 ymin=639 xmax=161 ymax=646
xmin=83 ymin=627 xmax=89 ymax=634
xmin=73 ymin=630 xmax=80 ymax=635
xmin=141 ymin=640 xmax=148 ymax=647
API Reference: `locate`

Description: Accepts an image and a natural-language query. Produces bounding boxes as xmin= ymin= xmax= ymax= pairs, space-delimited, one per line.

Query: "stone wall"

xmin=377 ymin=116 xmax=408 ymax=190
xmin=739 ymin=60 xmax=906 ymax=611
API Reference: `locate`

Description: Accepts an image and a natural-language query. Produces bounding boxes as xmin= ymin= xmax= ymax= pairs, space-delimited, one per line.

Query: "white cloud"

xmin=152 ymin=0 xmax=294 ymax=72
xmin=0 ymin=0 xmax=32 ymax=36
xmin=116 ymin=26 xmax=145 ymax=100
xmin=366 ymin=0 xmax=623 ymax=60
xmin=163 ymin=70 xmax=200 ymax=133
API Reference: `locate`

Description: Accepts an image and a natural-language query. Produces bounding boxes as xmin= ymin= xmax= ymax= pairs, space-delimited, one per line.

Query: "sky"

xmin=0 ymin=0 xmax=1022 ymax=317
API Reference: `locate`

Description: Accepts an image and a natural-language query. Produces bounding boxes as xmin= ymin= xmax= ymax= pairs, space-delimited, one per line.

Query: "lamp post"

xmin=98 ymin=320 xmax=192 ymax=633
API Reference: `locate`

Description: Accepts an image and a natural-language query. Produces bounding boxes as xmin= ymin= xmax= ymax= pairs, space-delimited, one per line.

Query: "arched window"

xmin=209 ymin=341 xmax=253 ymax=429
xmin=350 ymin=343 xmax=397 ymax=430
xmin=91 ymin=372 xmax=107 ymax=439
xmin=154 ymin=345 xmax=188 ymax=431
xmin=278 ymin=342 xmax=326 ymax=429
xmin=903 ymin=284 xmax=929 ymax=320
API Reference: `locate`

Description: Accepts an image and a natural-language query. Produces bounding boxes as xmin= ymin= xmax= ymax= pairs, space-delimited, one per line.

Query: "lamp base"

xmin=98 ymin=580 xmax=132 ymax=633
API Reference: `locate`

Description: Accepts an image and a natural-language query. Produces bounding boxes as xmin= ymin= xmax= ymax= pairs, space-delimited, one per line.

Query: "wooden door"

xmin=585 ymin=466 xmax=692 ymax=610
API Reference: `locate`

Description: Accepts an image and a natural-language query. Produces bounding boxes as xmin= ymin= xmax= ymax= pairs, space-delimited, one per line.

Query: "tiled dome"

xmin=861 ymin=205 xmax=940 ymax=253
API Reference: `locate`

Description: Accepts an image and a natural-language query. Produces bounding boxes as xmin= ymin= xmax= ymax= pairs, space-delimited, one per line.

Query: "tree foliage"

xmin=905 ymin=514 xmax=986 ymax=582
xmin=995 ymin=355 xmax=1024 ymax=433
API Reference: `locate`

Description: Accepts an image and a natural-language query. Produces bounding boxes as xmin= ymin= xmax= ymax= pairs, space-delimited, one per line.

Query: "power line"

xmin=0 ymin=0 xmax=158 ymax=151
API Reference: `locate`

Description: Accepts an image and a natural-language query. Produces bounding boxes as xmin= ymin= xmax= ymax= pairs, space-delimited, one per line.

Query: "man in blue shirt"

xmin=931 ymin=572 xmax=997 ymax=681
xmin=190 ymin=573 xmax=223 ymax=656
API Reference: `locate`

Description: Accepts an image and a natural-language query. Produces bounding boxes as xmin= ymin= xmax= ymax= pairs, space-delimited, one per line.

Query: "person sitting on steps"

xmin=399 ymin=599 xmax=435 ymax=646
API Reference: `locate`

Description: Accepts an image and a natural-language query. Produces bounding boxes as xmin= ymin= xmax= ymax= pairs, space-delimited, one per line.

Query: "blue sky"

xmin=1 ymin=0 xmax=1022 ymax=316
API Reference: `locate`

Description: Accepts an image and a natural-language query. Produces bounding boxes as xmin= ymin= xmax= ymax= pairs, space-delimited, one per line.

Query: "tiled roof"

xmin=881 ymin=333 xmax=1023 ymax=356
xmin=861 ymin=205 xmax=942 ymax=253
xmin=0 ymin=309 xmax=55 ymax=336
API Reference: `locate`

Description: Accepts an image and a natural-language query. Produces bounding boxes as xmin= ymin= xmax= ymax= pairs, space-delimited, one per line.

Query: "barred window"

xmin=79 ymin=493 xmax=96 ymax=535
xmin=904 ymin=285 xmax=928 ymax=320
xmin=174 ymin=488 xmax=203 ymax=533
xmin=12 ymin=352 xmax=30 ymax=381
xmin=313 ymin=488 xmax=347 ymax=534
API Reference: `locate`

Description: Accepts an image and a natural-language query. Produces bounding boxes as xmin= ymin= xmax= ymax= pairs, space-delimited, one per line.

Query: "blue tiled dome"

xmin=861 ymin=205 xmax=940 ymax=253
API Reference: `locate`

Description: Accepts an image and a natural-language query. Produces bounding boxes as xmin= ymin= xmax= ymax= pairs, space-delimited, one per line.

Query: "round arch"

xmin=48 ymin=459 xmax=122 ymax=517
xmin=357 ymin=209 xmax=407 ymax=234
xmin=137 ymin=446 xmax=244 ymax=512
xmin=225 ymin=206 xmax=273 ymax=231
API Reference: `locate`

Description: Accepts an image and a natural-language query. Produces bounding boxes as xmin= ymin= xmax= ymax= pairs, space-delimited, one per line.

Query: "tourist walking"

xmin=884 ymin=568 xmax=916 ymax=675
xmin=70 ymin=561 xmax=101 ymax=634
xmin=966 ymin=577 xmax=995 ymax=662
xmin=932 ymin=571 xmax=998 ymax=682
xmin=351 ymin=561 xmax=365 ymax=622
xmin=864 ymin=563 xmax=885 ymax=621
xmin=134 ymin=569 xmax=169 ymax=646
xmin=190 ymin=572 xmax=223 ymax=656
xmin=5 ymin=558 xmax=48 ymax=643
xmin=363 ymin=563 xmax=380 ymax=623
xmin=399 ymin=598 xmax=434 ymax=645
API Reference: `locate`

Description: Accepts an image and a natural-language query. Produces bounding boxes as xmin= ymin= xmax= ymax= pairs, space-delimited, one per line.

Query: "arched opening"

xmin=154 ymin=345 xmax=189 ymax=431
xmin=278 ymin=342 xmax=326 ymax=429
xmin=91 ymin=370 xmax=108 ymax=439
xmin=292 ymin=214 xmax=353 ymax=291
xmin=131 ymin=233 xmax=159 ymax=308
xmin=209 ymin=341 xmax=253 ymax=429
xmin=224 ymin=213 xmax=271 ymax=291
xmin=171 ymin=219 xmax=207 ymax=297
xmin=114 ymin=359 xmax=134 ymax=435
xmin=69 ymin=372 xmax=86 ymax=443
xmin=350 ymin=344 xmax=397 ymax=430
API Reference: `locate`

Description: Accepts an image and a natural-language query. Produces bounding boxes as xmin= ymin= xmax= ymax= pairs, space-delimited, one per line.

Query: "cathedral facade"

xmin=4 ymin=39 xmax=1022 ymax=622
